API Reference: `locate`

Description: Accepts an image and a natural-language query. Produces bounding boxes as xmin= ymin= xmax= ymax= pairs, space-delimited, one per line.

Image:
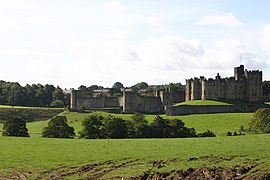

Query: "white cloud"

xmin=0 ymin=48 xmax=68 ymax=57
xmin=195 ymin=12 xmax=242 ymax=26
xmin=27 ymin=16 xmax=53 ymax=24
xmin=260 ymin=24 xmax=270 ymax=52
xmin=112 ymin=28 xmax=131 ymax=39
xmin=136 ymin=35 xmax=205 ymax=70
xmin=104 ymin=0 xmax=125 ymax=13
xmin=0 ymin=0 xmax=36 ymax=10
xmin=0 ymin=15 xmax=18 ymax=32
xmin=1 ymin=31 xmax=266 ymax=88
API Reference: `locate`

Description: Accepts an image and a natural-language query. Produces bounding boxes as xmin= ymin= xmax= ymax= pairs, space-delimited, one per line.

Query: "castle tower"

xmin=245 ymin=70 xmax=263 ymax=102
xmin=70 ymin=89 xmax=77 ymax=111
xmin=122 ymin=90 xmax=134 ymax=113
xmin=159 ymin=90 xmax=172 ymax=105
xmin=185 ymin=79 xmax=191 ymax=101
xmin=191 ymin=78 xmax=202 ymax=100
xmin=234 ymin=65 xmax=245 ymax=81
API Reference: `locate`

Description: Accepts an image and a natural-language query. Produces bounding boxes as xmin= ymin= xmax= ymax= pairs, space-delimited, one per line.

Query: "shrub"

xmin=42 ymin=116 xmax=75 ymax=138
xmin=226 ymin=131 xmax=232 ymax=136
xmin=79 ymin=114 xmax=105 ymax=139
xmin=129 ymin=113 xmax=151 ymax=138
xmin=197 ymin=130 xmax=216 ymax=137
xmin=103 ymin=116 xmax=128 ymax=138
xmin=249 ymin=108 xmax=270 ymax=133
xmin=50 ymin=100 xmax=64 ymax=108
xmin=2 ymin=116 xmax=29 ymax=137
xmin=239 ymin=125 xmax=245 ymax=133
xmin=149 ymin=116 xmax=197 ymax=138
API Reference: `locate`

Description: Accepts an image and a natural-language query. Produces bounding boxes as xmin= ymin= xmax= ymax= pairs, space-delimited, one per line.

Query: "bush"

xmin=227 ymin=131 xmax=232 ymax=136
xmin=149 ymin=116 xmax=197 ymax=138
xmin=249 ymin=108 xmax=270 ymax=133
xmin=79 ymin=114 xmax=105 ymax=139
xmin=50 ymin=100 xmax=64 ymax=108
xmin=79 ymin=114 xmax=200 ymax=139
xmin=2 ymin=116 xmax=29 ymax=137
xmin=129 ymin=113 xmax=151 ymax=138
xmin=80 ymin=115 xmax=128 ymax=139
xmin=103 ymin=116 xmax=128 ymax=138
xmin=197 ymin=130 xmax=216 ymax=137
xmin=42 ymin=116 xmax=75 ymax=138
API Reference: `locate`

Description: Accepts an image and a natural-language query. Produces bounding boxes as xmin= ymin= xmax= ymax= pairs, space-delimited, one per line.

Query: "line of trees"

xmin=79 ymin=113 xmax=215 ymax=139
xmin=0 ymin=81 xmax=67 ymax=107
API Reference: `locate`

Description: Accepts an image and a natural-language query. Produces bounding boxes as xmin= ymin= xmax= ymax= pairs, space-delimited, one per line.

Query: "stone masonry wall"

xmin=166 ymin=104 xmax=269 ymax=116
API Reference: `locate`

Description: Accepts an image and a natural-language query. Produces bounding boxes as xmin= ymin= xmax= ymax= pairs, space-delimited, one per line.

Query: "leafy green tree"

xmin=131 ymin=82 xmax=149 ymax=93
xmin=42 ymin=116 xmax=75 ymax=138
xmin=249 ymin=108 xmax=270 ymax=133
xmin=168 ymin=83 xmax=185 ymax=93
xmin=35 ymin=84 xmax=48 ymax=106
xmin=168 ymin=119 xmax=197 ymax=138
xmin=149 ymin=116 xmax=171 ymax=138
xmin=50 ymin=100 xmax=64 ymax=108
xmin=197 ymin=130 xmax=216 ymax=137
xmin=2 ymin=116 xmax=29 ymax=137
xmin=44 ymin=84 xmax=56 ymax=106
xmin=129 ymin=113 xmax=151 ymax=138
xmin=103 ymin=116 xmax=128 ymax=138
xmin=52 ymin=86 xmax=64 ymax=102
xmin=79 ymin=114 xmax=105 ymax=139
xmin=112 ymin=82 xmax=124 ymax=89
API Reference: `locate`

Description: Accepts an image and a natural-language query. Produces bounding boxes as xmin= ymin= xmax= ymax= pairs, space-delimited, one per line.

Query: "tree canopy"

xmin=79 ymin=113 xmax=206 ymax=139
xmin=2 ymin=116 xmax=29 ymax=137
xmin=249 ymin=108 xmax=270 ymax=133
xmin=0 ymin=80 xmax=67 ymax=107
xmin=42 ymin=116 xmax=75 ymax=138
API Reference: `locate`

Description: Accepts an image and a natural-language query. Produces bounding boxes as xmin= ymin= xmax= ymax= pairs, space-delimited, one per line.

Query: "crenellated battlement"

xmin=185 ymin=65 xmax=263 ymax=102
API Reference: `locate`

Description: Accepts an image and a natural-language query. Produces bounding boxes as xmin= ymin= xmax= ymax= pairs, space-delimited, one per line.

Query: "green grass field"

xmin=0 ymin=106 xmax=269 ymax=179
xmin=174 ymin=99 xmax=262 ymax=106
xmin=0 ymin=134 xmax=269 ymax=179
xmin=174 ymin=100 xmax=233 ymax=106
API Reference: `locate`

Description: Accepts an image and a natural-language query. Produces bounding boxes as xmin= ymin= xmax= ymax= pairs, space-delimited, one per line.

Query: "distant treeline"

xmin=0 ymin=80 xmax=68 ymax=107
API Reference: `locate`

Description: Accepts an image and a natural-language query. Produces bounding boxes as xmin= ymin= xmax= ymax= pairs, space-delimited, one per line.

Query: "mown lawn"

xmin=0 ymin=134 xmax=269 ymax=179
xmin=174 ymin=100 xmax=233 ymax=106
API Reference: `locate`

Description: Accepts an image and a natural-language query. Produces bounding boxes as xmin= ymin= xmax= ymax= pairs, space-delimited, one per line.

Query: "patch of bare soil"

xmin=35 ymin=159 xmax=142 ymax=180
xmin=133 ymin=163 xmax=270 ymax=180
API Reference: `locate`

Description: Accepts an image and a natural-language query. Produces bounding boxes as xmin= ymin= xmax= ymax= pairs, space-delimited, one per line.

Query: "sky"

xmin=1 ymin=0 xmax=270 ymax=89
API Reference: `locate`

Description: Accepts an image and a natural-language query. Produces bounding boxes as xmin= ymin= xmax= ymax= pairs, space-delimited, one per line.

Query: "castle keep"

xmin=185 ymin=65 xmax=263 ymax=102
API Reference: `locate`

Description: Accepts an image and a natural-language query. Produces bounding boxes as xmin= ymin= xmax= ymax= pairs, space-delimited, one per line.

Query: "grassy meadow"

xmin=0 ymin=106 xmax=269 ymax=179
xmin=0 ymin=134 xmax=269 ymax=179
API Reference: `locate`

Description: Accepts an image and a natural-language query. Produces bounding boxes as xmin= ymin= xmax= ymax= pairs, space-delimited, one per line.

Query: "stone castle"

xmin=70 ymin=88 xmax=184 ymax=113
xmin=185 ymin=65 xmax=263 ymax=102
xmin=70 ymin=65 xmax=264 ymax=115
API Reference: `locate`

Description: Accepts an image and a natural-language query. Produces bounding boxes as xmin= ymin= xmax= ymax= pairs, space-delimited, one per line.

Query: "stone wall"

xmin=122 ymin=91 xmax=164 ymax=113
xmin=166 ymin=104 xmax=269 ymax=116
